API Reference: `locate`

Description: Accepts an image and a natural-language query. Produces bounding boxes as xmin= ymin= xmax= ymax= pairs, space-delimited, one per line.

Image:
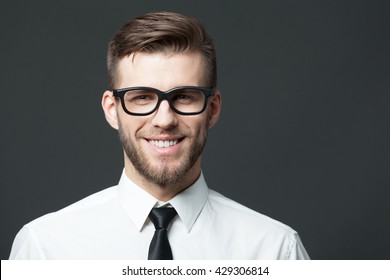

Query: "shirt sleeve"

xmin=9 ymin=226 xmax=47 ymax=260
xmin=285 ymin=232 xmax=310 ymax=260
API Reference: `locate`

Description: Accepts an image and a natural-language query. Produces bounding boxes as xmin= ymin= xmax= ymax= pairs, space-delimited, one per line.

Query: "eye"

xmin=135 ymin=95 xmax=152 ymax=100
xmin=171 ymin=89 xmax=202 ymax=104
xmin=125 ymin=90 xmax=157 ymax=105
xmin=176 ymin=94 xmax=191 ymax=100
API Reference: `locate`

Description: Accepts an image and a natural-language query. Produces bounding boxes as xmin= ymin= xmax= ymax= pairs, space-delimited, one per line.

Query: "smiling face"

xmin=102 ymin=52 xmax=221 ymax=200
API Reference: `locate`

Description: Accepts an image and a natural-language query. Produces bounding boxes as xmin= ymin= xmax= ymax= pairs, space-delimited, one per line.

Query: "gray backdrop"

xmin=1 ymin=0 xmax=389 ymax=260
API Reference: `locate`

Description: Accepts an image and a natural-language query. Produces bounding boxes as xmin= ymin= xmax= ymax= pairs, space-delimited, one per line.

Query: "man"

xmin=10 ymin=12 xmax=309 ymax=259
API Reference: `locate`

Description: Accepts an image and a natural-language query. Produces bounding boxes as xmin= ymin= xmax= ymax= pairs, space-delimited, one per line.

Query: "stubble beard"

xmin=118 ymin=120 xmax=207 ymax=187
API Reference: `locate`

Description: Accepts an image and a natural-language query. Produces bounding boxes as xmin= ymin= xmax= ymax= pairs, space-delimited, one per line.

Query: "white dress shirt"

xmin=9 ymin=171 xmax=309 ymax=259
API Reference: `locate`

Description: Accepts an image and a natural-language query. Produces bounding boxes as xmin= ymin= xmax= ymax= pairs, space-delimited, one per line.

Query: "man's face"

xmin=113 ymin=52 xmax=215 ymax=187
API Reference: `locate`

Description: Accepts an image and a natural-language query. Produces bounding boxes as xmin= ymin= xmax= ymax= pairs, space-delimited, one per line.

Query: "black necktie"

xmin=148 ymin=207 xmax=177 ymax=260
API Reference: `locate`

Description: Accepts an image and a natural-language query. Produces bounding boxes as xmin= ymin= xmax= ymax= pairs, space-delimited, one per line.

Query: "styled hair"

xmin=107 ymin=11 xmax=217 ymax=89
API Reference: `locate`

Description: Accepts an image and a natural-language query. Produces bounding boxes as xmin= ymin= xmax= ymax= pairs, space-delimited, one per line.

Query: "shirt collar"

xmin=117 ymin=170 xmax=209 ymax=233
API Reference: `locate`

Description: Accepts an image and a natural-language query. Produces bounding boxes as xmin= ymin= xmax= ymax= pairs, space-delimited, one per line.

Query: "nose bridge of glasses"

xmin=155 ymin=90 xmax=176 ymax=112
xmin=151 ymin=95 xmax=178 ymax=128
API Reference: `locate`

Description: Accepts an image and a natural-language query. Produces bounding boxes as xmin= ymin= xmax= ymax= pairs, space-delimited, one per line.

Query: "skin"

xmin=102 ymin=52 xmax=222 ymax=201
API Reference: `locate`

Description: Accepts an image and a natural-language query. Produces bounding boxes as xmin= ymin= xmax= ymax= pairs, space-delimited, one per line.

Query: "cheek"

xmin=184 ymin=117 xmax=209 ymax=136
xmin=117 ymin=114 xmax=147 ymax=138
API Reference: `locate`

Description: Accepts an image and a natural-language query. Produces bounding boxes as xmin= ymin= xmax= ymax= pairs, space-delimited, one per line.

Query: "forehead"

xmin=116 ymin=52 xmax=206 ymax=90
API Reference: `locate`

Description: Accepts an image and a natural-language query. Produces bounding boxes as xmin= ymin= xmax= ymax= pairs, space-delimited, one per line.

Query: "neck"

xmin=123 ymin=156 xmax=201 ymax=201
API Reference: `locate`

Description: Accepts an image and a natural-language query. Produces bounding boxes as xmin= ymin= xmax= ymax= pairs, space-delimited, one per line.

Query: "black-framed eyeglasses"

xmin=112 ymin=86 xmax=215 ymax=116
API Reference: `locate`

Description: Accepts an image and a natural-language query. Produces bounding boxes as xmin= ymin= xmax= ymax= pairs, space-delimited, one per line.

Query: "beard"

xmin=117 ymin=119 xmax=207 ymax=187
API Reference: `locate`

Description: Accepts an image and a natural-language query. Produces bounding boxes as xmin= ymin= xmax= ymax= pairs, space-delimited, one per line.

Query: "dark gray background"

xmin=1 ymin=0 xmax=389 ymax=260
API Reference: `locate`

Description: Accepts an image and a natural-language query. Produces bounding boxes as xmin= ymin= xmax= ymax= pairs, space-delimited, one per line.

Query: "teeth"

xmin=149 ymin=140 xmax=178 ymax=148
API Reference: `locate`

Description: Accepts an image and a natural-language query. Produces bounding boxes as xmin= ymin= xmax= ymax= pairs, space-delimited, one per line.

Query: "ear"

xmin=101 ymin=90 xmax=119 ymax=130
xmin=207 ymin=90 xmax=222 ymax=129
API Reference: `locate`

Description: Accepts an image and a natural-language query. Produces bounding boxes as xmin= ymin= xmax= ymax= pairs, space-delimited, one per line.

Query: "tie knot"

xmin=149 ymin=207 xmax=177 ymax=230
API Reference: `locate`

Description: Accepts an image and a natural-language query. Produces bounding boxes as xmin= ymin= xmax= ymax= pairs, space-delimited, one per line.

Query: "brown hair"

xmin=107 ymin=11 xmax=217 ymax=89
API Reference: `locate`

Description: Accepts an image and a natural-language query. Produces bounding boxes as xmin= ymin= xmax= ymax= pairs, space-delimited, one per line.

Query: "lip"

xmin=146 ymin=135 xmax=183 ymax=141
xmin=144 ymin=136 xmax=184 ymax=156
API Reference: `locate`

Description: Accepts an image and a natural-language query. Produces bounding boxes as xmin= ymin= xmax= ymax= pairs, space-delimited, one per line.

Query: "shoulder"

xmin=207 ymin=189 xmax=296 ymax=235
xmin=26 ymin=186 xmax=118 ymax=229
xmin=205 ymin=189 xmax=309 ymax=259
xmin=9 ymin=186 xmax=119 ymax=259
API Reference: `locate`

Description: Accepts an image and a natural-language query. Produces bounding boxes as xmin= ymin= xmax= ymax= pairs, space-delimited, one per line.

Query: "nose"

xmin=151 ymin=100 xmax=178 ymax=129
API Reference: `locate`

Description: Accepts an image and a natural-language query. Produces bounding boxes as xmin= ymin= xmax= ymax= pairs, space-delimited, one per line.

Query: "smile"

xmin=149 ymin=139 xmax=179 ymax=148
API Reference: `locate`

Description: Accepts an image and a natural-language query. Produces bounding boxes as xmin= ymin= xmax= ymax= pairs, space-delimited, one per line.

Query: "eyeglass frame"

xmin=112 ymin=86 xmax=216 ymax=116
